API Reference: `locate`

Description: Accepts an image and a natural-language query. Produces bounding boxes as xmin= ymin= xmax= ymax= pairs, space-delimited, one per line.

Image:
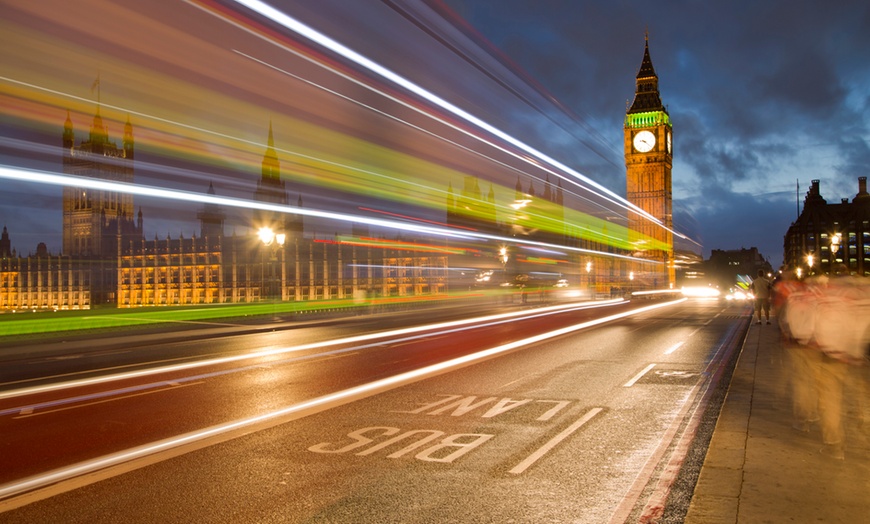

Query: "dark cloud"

xmin=442 ymin=0 xmax=870 ymax=266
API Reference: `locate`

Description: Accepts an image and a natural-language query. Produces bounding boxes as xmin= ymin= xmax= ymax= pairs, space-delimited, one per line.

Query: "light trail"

xmin=0 ymin=297 xmax=685 ymax=504
xmin=0 ymin=165 xmax=658 ymax=263
xmin=231 ymin=50 xmax=564 ymax=211
xmin=0 ymin=298 xmax=627 ymax=401
xmin=2 ymin=55 xmax=669 ymax=250
xmin=197 ymin=0 xmax=687 ymax=242
xmin=2 ymin=299 xmax=629 ymax=415
xmin=227 ymin=0 xmax=662 ymax=225
xmin=231 ymin=49 xmax=637 ymax=229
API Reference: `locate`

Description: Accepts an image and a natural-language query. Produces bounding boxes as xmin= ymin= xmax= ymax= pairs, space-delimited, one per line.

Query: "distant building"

xmin=706 ymin=247 xmax=773 ymax=290
xmin=784 ymin=177 xmax=870 ymax=276
xmin=674 ymin=249 xmax=705 ymax=286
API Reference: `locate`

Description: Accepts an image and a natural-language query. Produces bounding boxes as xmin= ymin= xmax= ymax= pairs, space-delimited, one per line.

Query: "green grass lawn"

xmin=0 ymin=290 xmax=505 ymax=338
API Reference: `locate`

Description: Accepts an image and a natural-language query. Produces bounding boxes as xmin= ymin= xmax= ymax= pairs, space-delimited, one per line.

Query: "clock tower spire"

xmin=624 ymin=34 xmax=675 ymax=288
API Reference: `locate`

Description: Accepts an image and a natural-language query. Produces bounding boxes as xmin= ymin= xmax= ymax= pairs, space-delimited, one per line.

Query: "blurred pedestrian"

xmin=783 ymin=269 xmax=870 ymax=459
xmin=750 ymin=269 xmax=772 ymax=325
xmin=775 ymin=269 xmax=820 ymax=432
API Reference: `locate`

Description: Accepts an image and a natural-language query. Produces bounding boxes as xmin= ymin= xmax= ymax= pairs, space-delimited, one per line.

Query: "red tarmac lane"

xmin=0 ymin=299 xmax=643 ymax=487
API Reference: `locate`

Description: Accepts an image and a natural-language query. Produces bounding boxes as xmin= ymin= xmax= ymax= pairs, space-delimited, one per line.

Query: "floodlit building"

xmin=0 ymin=105 xmax=448 ymax=311
xmin=624 ymin=34 xmax=675 ymax=289
xmin=784 ymin=177 xmax=870 ymax=276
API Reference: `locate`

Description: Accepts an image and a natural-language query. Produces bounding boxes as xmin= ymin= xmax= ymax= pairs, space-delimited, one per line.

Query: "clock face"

xmin=633 ymin=130 xmax=655 ymax=152
xmin=666 ymin=131 xmax=672 ymax=153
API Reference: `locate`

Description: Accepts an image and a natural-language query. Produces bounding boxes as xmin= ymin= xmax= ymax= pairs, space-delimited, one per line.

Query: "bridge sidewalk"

xmin=684 ymin=316 xmax=870 ymax=523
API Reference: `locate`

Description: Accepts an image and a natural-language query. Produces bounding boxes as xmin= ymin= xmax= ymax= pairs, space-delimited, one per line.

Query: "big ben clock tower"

xmin=625 ymin=34 xmax=675 ymax=288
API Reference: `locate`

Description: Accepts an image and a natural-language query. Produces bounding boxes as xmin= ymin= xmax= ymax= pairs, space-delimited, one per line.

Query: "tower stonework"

xmin=62 ymin=106 xmax=137 ymax=257
xmin=252 ymin=122 xmax=303 ymax=239
xmin=61 ymin=99 xmax=141 ymax=305
xmin=624 ymin=35 xmax=675 ymax=288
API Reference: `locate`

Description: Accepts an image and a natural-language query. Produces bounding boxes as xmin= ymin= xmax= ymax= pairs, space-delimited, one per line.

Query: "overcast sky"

xmin=441 ymin=0 xmax=870 ymax=267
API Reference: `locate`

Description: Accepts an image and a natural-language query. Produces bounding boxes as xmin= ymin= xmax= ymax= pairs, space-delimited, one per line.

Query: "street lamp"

xmin=258 ymin=227 xmax=285 ymax=247
xmin=629 ymin=271 xmax=635 ymax=296
xmin=585 ymin=261 xmax=592 ymax=298
xmin=499 ymin=246 xmax=509 ymax=285
xmin=258 ymin=227 xmax=286 ymax=301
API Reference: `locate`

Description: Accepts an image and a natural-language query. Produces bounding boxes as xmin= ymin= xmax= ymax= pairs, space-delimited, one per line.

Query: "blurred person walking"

xmin=774 ymin=269 xmax=820 ymax=433
xmin=784 ymin=268 xmax=870 ymax=459
xmin=751 ymin=269 xmax=772 ymax=324
xmin=811 ymin=269 xmax=870 ymax=458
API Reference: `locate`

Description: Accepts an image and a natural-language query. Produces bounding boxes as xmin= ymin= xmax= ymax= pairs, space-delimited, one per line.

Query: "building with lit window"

xmin=0 ymin=106 xmax=448 ymax=311
xmin=0 ymin=233 xmax=92 ymax=311
xmin=784 ymin=177 xmax=870 ymax=276
xmin=706 ymin=247 xmax=773 ymax=290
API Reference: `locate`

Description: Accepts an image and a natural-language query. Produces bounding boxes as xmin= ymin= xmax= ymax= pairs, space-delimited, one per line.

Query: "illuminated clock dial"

xmin=666 ymin=131 xmax=672 ymax=153
xmin=633 ymin=130 xmax=655 ymax=152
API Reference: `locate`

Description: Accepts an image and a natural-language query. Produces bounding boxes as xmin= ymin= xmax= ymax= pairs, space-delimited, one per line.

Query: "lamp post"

xmin=258 ymin=227 xmax=286 ymax=301
xmin=499 ymin=246 xmax=509 ymax=284
xmin=585 ymin=260 xmax=592 ymax=299
xmin=629 ymin=271 xmax=635 ymax=296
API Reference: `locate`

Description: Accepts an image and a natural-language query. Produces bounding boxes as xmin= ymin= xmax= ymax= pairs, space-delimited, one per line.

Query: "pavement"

xmin=684 ymin=315 xmax=870 ymax=523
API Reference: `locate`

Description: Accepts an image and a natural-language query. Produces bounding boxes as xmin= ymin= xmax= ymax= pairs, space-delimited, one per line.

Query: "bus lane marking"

xmin=308 ymin=426 xmax=493 ymax=463
xmin=0 ymin=298 xmax=686 ymax=506
xmin=509 ymin=407 xmax=604 ymax=475
xmin=394 ymin=394 xmax=573 ymax=422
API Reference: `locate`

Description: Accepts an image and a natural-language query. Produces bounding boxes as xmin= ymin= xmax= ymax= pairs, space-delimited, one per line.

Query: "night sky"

xmin=2 ymin=1 xmax=869 ymax=270
xmin=443 ymin=0 xmax=870 ymax=268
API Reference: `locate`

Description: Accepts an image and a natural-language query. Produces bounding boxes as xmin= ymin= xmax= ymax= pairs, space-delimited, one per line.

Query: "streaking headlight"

xmin=681 ymin=286 xmax=721 ymax=298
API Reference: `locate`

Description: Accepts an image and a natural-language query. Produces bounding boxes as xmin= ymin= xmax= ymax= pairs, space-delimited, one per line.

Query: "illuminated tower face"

xmin=625 ymin=36 xmax=675 ymax=287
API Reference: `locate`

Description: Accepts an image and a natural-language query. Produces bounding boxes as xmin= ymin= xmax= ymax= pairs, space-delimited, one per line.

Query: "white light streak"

xmin=223 ymin=0 xmax=673 ymax=230
xmin=0 ymin=298 xmax=684 ymax=503
xmin=0 ymin=297 xmax=627 ymax=401
xmin=0 ymin=165 xmax=654 ymax=263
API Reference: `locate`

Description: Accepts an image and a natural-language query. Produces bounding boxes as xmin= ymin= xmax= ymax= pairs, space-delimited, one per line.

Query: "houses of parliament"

xmin=1 ymin=38 xmax=677 ymax=311
xmin=0 ymin=107 xmax=453 ymax=311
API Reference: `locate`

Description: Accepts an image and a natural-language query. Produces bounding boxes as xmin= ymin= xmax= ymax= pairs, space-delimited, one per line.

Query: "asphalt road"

xmin=0 ymin=297 xmax=749 ymax=522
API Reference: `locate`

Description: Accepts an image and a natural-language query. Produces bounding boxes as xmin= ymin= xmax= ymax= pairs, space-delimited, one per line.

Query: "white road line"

xmin=509 ymin=407 xmax=603 ymax=475
xmin=608 ymin=315 xmax=748 ymax=524
xmin=663 ymin=342 xmax=684 ymax=355
xmin=623 ymin=364 xmax=656 ymax=387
